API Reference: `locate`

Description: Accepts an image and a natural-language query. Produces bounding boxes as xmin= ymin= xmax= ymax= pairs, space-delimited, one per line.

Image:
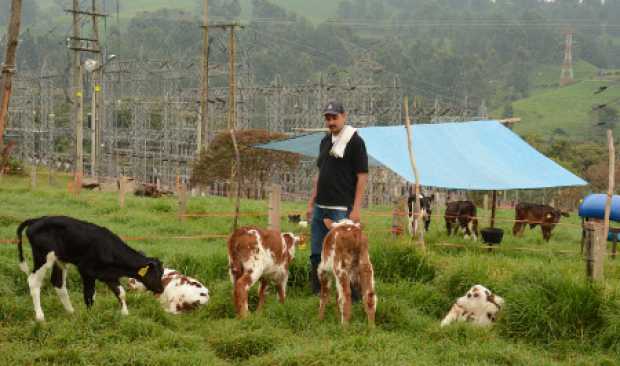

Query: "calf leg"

xmin=318 ymin=267 xmax=330 ymax=320
xmin=470 ymin=220 xmax=478 ymax=241
xmin=256 ymin=278 xmax=269 ymax=311
xmin=51 ymin=262 xmax=74 ymax=314
xmin=276 ymin=274 xmax=288 ymax=304
xmin=359 ymin=263 xmax=376 ymax=327
xmin=541 ymin=225 xmax=552 ymax=242
xmin=445 ymin=219 xmax=452 ymax=235
xmin=461 ymin=220 xmax=471 ymax=239
xmin=81 ymin=275 xmax=96 ymax=308
xmin=234 ymin=272 xmax=256 ymax=318
xmin=27 ymin=251 xmax=57 ymax=322
xmin=105 ymin=280 xmax=129 ymax=315
xmin=441 ymin=304 xmax=465 ymax=327
xmin=335 ymin=270 xmax=352 ymax=326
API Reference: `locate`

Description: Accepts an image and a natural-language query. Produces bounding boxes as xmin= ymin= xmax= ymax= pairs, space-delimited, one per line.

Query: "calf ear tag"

xmin=138 ymin=266 xmax=149 ymax=277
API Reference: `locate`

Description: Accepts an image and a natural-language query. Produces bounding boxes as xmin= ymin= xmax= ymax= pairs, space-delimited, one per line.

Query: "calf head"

xmin=288 ymin=214 xmax=301 ymax=224
xmin=136 ymin=258 xmax=165 ymax=294
xmin=281 ymin=232 xmax=300 ymax=260
xmin=456 ymin=284 xmax=504 ymax=322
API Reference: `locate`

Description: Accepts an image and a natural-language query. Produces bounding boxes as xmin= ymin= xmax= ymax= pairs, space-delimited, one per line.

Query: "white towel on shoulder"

xmin=330 ymin=125 xmax=357 ymax=158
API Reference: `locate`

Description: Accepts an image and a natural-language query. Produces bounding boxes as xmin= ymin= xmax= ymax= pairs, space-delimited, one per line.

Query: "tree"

xmin=191 ymin=129 xmax=300 ymax=189
xmin=0 ymin=0 xmax=37 ymax=26
xmin=594 ymin=105 xmax=619 ymax=131
xmin=584 ymin=160 xmax=620 ymax=192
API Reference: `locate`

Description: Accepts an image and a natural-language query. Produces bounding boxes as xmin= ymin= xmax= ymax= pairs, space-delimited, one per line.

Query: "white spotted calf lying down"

xmin=441 ymin=284 xmax=504 ymax=327
xmin=128 ymin=268 xmax=209 ymax=314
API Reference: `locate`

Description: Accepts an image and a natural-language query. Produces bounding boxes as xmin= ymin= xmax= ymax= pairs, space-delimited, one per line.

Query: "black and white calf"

xmin=17 ymin=216 xmax=164 ymax=321
xmin=441 ymin=284 xmax=504 ymax=327
xmin=407 ymin=193 xmax=434 ymax=235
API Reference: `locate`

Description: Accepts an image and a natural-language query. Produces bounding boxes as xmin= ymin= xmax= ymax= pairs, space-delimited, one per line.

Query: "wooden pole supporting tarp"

xmin=403 ymin=96 xmax=425 ymax=250
xmin=230 ymin=129 xmax=242 ymax=231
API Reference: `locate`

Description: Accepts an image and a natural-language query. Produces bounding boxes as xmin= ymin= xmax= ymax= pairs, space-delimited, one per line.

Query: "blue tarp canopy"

xmin=256 ymin=121 xmax=587 ymax=190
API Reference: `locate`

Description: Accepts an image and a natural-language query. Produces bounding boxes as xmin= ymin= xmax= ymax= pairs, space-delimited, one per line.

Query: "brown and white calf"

xmin=127 ymin=268 xmax=210 ymax=314
xmin=318 ymin=220 xmax=377 ymax=326
xmin=227 ymin=227 xmax=299 ymax=318
xmin=441 ymin=284 xmax=504 ymax=327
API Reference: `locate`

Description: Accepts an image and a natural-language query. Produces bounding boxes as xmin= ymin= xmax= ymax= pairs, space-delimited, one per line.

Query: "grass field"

xmin=509 ymin=79 xmax=620 ymax=141
xmin=1 ymin=173 xmax=620 ymax=365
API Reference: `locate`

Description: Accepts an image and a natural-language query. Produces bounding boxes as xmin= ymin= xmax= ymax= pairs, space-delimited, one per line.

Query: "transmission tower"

xmin=560 ymin=29 xmax=574 ymax=87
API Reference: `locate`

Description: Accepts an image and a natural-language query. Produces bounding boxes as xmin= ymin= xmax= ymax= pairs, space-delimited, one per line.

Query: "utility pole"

xmin=210 ymin=23 xmax=243 ymax=130
xmin=0 ymin=0 xmax=23 ymax=151
xmin=560 ymin=28 xmax=574 ymax=87
xmin=91 ymin=0 xmax=104 ymax=178
xmin=227 ymin=26 xmax=236 ymax=130
xmin=70 ymin=0 xmax=84 ymax=184
xmin=66 ymin=0 xmax=105 ymax=184
xmin=198 ymin=0 xmax=209 ymax=153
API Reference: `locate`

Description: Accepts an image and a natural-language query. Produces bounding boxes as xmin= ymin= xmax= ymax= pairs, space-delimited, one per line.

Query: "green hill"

xmin=509 ymin=80 xmax=620 ymax=140
xmin=35 ymin=0 xmax=341 ymax=23
xmin=529 ymin=60 xmax=599 ymax=91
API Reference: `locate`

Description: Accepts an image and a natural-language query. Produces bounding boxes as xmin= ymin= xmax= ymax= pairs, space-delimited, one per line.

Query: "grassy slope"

xmin=510 ymin=79 xmax=620 ymax=140
xmin=1 ymin=174 xmax=619 ymax=365
xmin=529 ymin=60 xmax=599 ymax=90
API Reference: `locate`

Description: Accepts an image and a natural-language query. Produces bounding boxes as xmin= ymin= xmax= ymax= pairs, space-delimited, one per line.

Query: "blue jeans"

xmin=310 ymin=205 xmax=350 ymax=267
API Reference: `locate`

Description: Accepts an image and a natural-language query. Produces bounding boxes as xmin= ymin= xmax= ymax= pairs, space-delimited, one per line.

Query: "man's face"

xmin=324 ymin=112 xmax=346 ymax=134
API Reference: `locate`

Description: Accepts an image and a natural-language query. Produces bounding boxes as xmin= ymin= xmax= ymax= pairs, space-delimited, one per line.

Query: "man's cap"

xmin=323 ymin=101 xmax=345 ymax=116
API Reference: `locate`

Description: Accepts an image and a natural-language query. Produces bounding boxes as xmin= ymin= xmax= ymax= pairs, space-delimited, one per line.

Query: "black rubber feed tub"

xmin=481 ymin=227 xmax=504 ymax=245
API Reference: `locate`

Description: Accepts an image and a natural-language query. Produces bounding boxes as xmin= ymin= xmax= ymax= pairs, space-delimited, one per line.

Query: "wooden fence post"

xmin=118 ymin=176 xmax=127 ymax=208
xmin=30 ymin=164 xmax=37 ymax=189
xmin=483 ymin=194 xmax=489 ymax=211
xmin=268 ymin=183 xmax=281 ymax=232
xmin=73 ymin=171 xmax=82 ymax=197
xmin=47 ymin=164 xmax=55 ymax=186
xmin=584 ymin=219 xmax=605 ymax=282
xmin=178 ymin=182 xmax=188 ymax=221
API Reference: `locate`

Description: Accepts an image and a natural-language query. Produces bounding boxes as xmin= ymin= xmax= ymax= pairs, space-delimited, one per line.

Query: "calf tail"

xmin=16 ymin=218 xmax=40 ymax=273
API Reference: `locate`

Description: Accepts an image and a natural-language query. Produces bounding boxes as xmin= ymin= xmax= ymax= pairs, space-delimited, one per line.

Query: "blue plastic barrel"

xmin=578 ymin=194 xmax=620 ymax=222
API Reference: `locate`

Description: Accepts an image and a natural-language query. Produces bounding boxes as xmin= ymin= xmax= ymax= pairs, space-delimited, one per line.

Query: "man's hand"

xmin=306 ymin=204 xmax=314 ymax=222
xmin=349 ymin=206 xmax=361 ymax=223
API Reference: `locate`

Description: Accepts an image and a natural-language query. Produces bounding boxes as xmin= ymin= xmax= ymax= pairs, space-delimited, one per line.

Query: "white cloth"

xmin=330 ymin=125 xmax=357 ymax=158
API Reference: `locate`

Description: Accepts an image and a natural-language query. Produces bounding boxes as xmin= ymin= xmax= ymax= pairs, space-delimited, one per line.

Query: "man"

xmin=306 ymin=101 xmax=369 ymax=294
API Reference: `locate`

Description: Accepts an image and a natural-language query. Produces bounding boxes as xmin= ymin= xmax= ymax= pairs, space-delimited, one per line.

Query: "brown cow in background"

xmin=445 ymin=201 xmax=479 ymax=240
xmin=512 ymin=203 xmax=570 ymax=241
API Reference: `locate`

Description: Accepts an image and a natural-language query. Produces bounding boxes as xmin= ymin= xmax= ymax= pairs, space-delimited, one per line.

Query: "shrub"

xmin=371 ymin=245 xmax=436 ymax=283
xmin=499 ymin=271 xmax=606 ymax=345
xmin=211 ymin=334 xmax=276 ymax=361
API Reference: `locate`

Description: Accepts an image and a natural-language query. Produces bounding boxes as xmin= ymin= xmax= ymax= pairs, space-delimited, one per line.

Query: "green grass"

xmin=1 ymin=174 xmax=620 ymax=365
xmin=529 ymin=60 xmax=600 ymax=91
xmin=508 ymin=80 xmax=620 ymax=140
xmin=493 ymin=60 xmax=620 ymax=141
